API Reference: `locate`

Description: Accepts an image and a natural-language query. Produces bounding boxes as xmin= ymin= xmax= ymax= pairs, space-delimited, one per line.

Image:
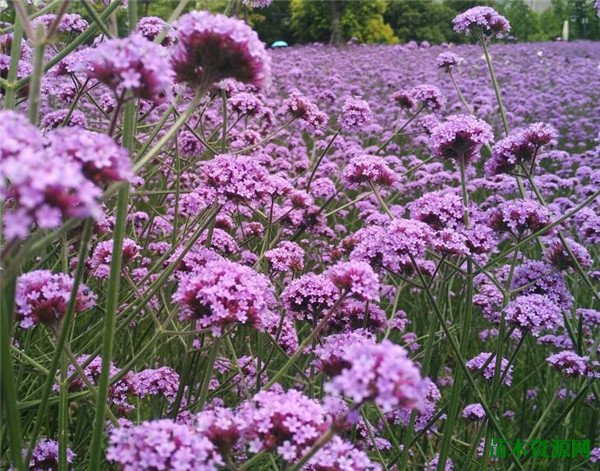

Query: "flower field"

xmin=1 ymin=2 xmax=599 ymax=470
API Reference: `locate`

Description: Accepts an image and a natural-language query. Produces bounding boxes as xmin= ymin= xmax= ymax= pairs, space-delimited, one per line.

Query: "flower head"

xmin=429 ymin=114 xmax=493 ymax=164
xmin=282 ymin=273 xmax=338 ymax=321
xmin=466 ymin=352 xmax=513 ymax=386
xmin=265 ymin=241 xmax=305 ymax=273
xmin=436 ymin=52 xmax=463 ymax=72
xmin=172 ymin=12 xmax=270 ymax=88
xmin=343 ymin=154 xmax=398 ymax=189
xmin=504 ymin=294 xmax=563 ymax=336
xmin=339 ymin=97 xmax=373 ymax=131
xmin=173 ymin=259 xmax=275 ymax=335
xmin=88 ymin=34 xmax=173 ymax=102
xmin=26 ymin=438 xmax=75 ymax=471
xmin=135 ymin=16 xmax=174 ymax=46
xmin=324 ymin=340 xmax=426 ymax=412
xmin=15 ymin=270 xmax=96 ymax=329
xmin=327 ymin=260 xmax=379 ymax=302
xmin=453 ymin=7 xmax=511 ymax=38
xmin=107 ymin=419 xmax=223 ymax=470
xmin=547 ymin=351 xmax=596 ymax=378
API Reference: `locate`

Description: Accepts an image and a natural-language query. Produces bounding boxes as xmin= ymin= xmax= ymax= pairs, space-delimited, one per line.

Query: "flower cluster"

xmin=339 ymin=97 xmax=373 ymax=130
xmin=264 ymin=241 xmax=305 ymax=273
xmin=546 ymin=351 xmax=596 ymax=378
xmin=26 ymin=438 xmax=75 ymax=471
xmin=342 ymin=154 xmax=398 ymax=189
xmin=429 ymin=114 xmax=494 ymax=164
xmin=452 ymin=6 xmax=511 ymax=37
xmin=466 ymin=352 xmax=513 ymax=386
xmin=15 ymin=270 xmax=96 ymax=329
xmin=487 ymin=199 xmax=551 ymax=236
xmin=324 ymin=340 xmax=426 ymax=412
xmin=107 ymin=419 xmax=223 ymax=470
xmin=173 ymin=259 xmax=275 ymax=335
xmin=87 ymin=34 xmax=173 ymax=102
xmin=237 ymin=389 xmax=330 ymax=461
xmin=326 ymin=260 xmax=380 ymax=302
xmin=504 ymin=294 xmax=563 ymax=336
xmin=282 ymin=273 xmax=338 ymax=321
xmin=172 ymin=12 xmax=271 ymax=88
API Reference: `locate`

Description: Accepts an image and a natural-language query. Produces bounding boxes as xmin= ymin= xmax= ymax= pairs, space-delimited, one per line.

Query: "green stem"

xmin=25 ymin=220 xmax=94 ymax=466
xmin=480 ymin=37 xmax=509 ymax=137
xmin=87 ymin=184 xmax=130 ymax=468
xmin=1 ymin=276 xmax=23 ymax=471
xmin=27 ymin=28 xmax=46 ymax=126
xmin=306 ymin=129 xmax=340 ymax=191
xmin=196 ymin=338 xmax=221 ymax=411
xmin=3 ymin=12 xmax=24 ymax=109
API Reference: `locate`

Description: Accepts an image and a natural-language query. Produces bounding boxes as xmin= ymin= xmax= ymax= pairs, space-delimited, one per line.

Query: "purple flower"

xmin=545 ymin=236 xmax=592 ymax=270
xmin=505 ymin=294 xmax=563 ymax=336
xmin=0 ymin=110 xmax=43 ymax=161
xmin=127 ymin=366 xmax=180 ymax=401
xmin=436 ymin=52 xmax=463 ymax=72
xmin=45 ymin=127 xmax=132 ymax=185
xmin=15 ymin=270 xmax=96 ymax=329
xmin=425 ymin=454 xmax=453 ymax=471
xmin=195 ymin=406 xmax=242 ymax=456
xmin=172 ymin=12 xmax=271 ymax=88
xmin=485 ymin=122 xmax=557 ymax=176
xmin=178 ymin=130 xmax=205 ymax=158
xmin=41 ymin=109 xmax=87 ymax=130
xmin=488 ymin=199 xmax=551 ymax=236
xmin=89 ymin=238 xmax=141 ymax=279
xmin=410 ymin=190 xmax=464 ymax=230
xmin=237 ymin=389 xmax=329 ymax=461
xmin=546 ymin=351 xmax=596 ymax=378
xmin=462 ymin=403 xmax=486 ymax=421
xmin=326 ymin=260 xmax=380 ymax=302
xmin=390 ymin=379 xmax=442 ymax=433
xmin=265 ymin=241 xmax=305 ymax=273
xmin=32 ymin=13 xmax=88 ymax=35
xmin=88 ymin=34 xmax=173 ymax=102
xmin=391 ymin=89 xmax=416 ymax=110
xmin=1 ymin=140 xmax=102 ymax=239
xmin=342 ymin=154 xmax=398 ymax=188
xmin=466 ymin=352 xmax=513 ymax=386
xmin=282 ymin=273 xmax=338 ymax=321
xmin=305 ymin=436 xmax=381 ymax=470
xmin=410 ymin=84 xmax=446 ymax=112
xmin=429 ymin=114 xmax=494 ymax=164
xmin=25 ymin=438 xmax=75 ymax=471
xmin=135 ymin=16 xmax=174 ymax=46
xmin=339 ymin=97 xmax=373 ymax=131
xmin=324 ymin=340 xmax=426 ymax=412
xmin=578 ymin=308 xmax=600 ymax=329
xmin=229 ymin=92 xmax=264 ymax=116
xmin=314 ymin=330 xmax=375 ymax=376
xmin=173 ymin=259 xmax=275 ymax=336
xmin=107 ymin=419 xmax=223 ymax=470
xmin=200 ymin=153 xmax=271 ymax=204
xmin=284 ymin=91 xmax=328 ymax=128
xmin=453 ymin=7 xmax=511 ymax=38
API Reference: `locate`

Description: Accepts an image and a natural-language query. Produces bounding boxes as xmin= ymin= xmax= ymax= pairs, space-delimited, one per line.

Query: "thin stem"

xmin=306 ymin=129 xmax=340 ymax=191
xmin=480 ymin=37 xmax=509 ymax=136
xmin=3 ymin=12 xmax=24 ymax=109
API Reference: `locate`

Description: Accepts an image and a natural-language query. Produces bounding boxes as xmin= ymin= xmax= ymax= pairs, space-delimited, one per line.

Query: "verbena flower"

xmin=195 ymin=406 xmax=242 ymax=457
xmin=410 ymin=190 xmax=464 ymax=230
xmin=304 ymin=436 xmax=381 ymax=470
xmin=283 ymin=91 xmax=328 ymax=128
xmin=485 ymin=122 xmax=557 ymax=176
xmin=15 ymin=270 xmax=95 ymax=329
xmin=342 ymin=154 xmax=398 ymax=189
xmin=32 ymin=13 xmax=88 ymax=35
xmin=135 ymin=16 xmax=174 ymax=46
xmin=89 ymin=238 xmax=141 ymax=279
xmin=282 ymin=272 xmax=338 ymax=321
xmin=466 ymin=352 xmax=513 ymax=386
xmin=429 ymin=114 xmax=494 ymax=164
xmin=25 ymin=438 xmax=75 ymax=471
xmin=200 ymin=153 xmax=271 ymax=204
xmin=107 ymin=419 xmax=223 ymax=470
xmin=324 ymin=340 xmax=426 ymax=412
xmin=265 ymin=241 xmax=305 ymax=273
xmin=41 ymin=109 xmax=87 ymax=129
xmin=546 ymin=351 xmax=596 ymax=378
xmin=45 ymin=127 xmax=132 ymax=185
xmin=313 ymin=330 xmax=375 ymax=376
xmin=173 ymin=259 xmax=275 ymax=336
xmin=436 ymin=52 xmax=463 ymax=72
xmin=504 ymin=294 xmax=563 ymax=336
xmin=339 ymin=96 xmax=373 ymax=131
xmin=462 ymin=403 xmax=486 ymax=421
xmin=326 ymin=260 xmax=380 ymax=302
xmin=390 ymin=379 xmax=443 ymax=433
xmin=127 ymin=367 xmax=180 ymax=401
xmin=172 ymin=12 xmax=270 ymax=88
xmin=544 ymin=236 xmax=592 ymax=270
xmin=453 ymin=6 xmax=511 ymax=38
xmin=87 ymin=34 xmax=173 ymax=102
xmin=410 ymin=84 xmax=445 ymax=112
xmin=487 ymin=199 xmax=551 ymax=236
xmin=237 ymin=389 xmax=329 ymax=461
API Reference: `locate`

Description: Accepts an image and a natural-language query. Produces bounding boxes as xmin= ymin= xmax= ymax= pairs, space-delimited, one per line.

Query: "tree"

xmin=385 ymin=0 xmax=457 ymax=44
xmin=290 ymin=0 xmax=398 ymax=44
xmin=498 ymin=0 xmax=541 ymax=41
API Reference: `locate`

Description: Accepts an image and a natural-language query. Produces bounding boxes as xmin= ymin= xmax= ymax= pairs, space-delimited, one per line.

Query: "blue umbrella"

xmin=271 ymin=40 xmax=288 ymax=48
